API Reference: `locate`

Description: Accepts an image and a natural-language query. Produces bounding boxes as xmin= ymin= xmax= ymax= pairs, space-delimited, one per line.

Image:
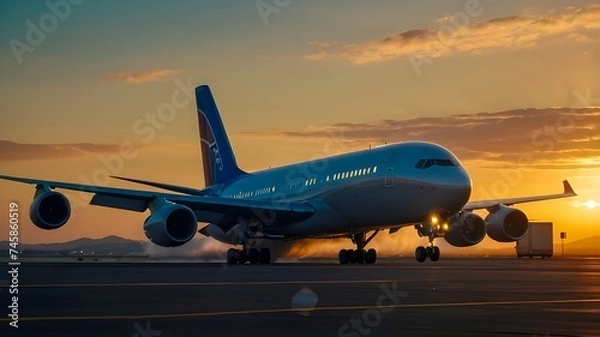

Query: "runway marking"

xmin=1 ymin=298 xmax=599 ymax=322
xmin=9 ymin=279 xmax=407 ymax=288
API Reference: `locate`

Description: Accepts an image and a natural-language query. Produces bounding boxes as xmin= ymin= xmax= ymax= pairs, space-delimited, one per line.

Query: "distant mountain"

xmin=0 ymin=235 xmax=145 ymax=256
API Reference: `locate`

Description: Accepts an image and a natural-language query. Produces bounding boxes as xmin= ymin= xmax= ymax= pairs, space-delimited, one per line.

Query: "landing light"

xmin=431 ymin=216 xmax=439 ymax=225
xmin=443 ymin=224 xmax=449 ymax=231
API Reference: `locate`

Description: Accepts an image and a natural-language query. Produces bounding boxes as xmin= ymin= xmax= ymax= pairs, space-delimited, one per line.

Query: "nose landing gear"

xmin=415 ymin=235 xmax=441 ymax=263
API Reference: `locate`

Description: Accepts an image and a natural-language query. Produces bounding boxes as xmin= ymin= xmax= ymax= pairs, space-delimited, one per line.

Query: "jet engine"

xmin=444 ymin=211 xmax=486 ymax=247
xmin=144 ymin=204 xmax=197 ymax=247
xmin=29 ymin=191 xmax=71 ymax=230
xmin=485 ymin=205 xmax=529 ymax=242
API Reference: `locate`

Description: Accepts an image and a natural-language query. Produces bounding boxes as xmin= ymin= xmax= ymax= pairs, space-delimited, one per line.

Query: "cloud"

xmin=305 ymin=5 xmax=600 ymax=64
xmin=242 ymin=107 xmax=600 ymax=169
xmin=0 ymin=141 xmax=126 ymax=161
xmin=103 ymin=69 xmax=182 ymax=83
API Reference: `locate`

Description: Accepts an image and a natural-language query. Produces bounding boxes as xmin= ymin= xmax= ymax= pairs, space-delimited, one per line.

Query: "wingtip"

xmin=563 ymin=180 xmax=576 ymax=195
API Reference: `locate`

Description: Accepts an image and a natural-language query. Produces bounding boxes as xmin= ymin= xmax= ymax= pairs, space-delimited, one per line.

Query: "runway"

xmin=1 ymin=258 xmax=600 ymax=337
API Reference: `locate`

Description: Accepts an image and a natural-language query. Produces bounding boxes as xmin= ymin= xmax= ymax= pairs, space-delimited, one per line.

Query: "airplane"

xmin=0 ymin=85 xmax=578 ymax=264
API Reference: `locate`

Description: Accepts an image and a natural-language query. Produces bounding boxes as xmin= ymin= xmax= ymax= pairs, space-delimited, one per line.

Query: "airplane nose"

xmin=438 ymin=167 xmax=472 ymax=211
xmin=456 ymin=168 xmax=472 ymax=204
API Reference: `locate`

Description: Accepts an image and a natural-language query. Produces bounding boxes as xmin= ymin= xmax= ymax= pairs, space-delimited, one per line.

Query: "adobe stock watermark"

xmin=291 ymin=287 xmax=319 ymax=316
xmin=250 ymin=127 xmax=352 ymax=227
xmin=473 ymin=89 xmax=599 ymax=204
xmin=66 ymin=77 xmax=195 ymax=217
xmin=131 ymin=320 xmax=162 ymax=337
xmin=7 ymin=202 xmax=21 ymax=329
xmin=338 ymin=282 xmax=409 ymax=337
xmin=256 ymin=0 xmax=292 ymax=25
xmin=409 ymin=0 xmax=484 ymax=76
xmin=9 ymin=0 xmax=85 ymax=65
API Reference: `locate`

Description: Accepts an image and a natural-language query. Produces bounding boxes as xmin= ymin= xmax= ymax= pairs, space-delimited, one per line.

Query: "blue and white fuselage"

xmin=213 ymin=141 xmax=471 ymax=239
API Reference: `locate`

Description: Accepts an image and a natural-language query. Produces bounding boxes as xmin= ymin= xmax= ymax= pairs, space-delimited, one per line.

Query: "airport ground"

xmin=1 ymin=258 xmax=599 ymax=337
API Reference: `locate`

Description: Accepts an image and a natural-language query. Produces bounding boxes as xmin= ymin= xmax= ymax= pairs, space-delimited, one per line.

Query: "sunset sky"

xmin=0 ymin=1 xmax=598 ymax=251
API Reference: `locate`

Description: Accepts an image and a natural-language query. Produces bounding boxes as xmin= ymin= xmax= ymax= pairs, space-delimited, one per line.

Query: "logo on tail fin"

xmin=198 ymin=108 xmax=223 ymax=186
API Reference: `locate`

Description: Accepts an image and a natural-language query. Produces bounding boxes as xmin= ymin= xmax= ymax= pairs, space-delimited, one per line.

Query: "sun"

xmin=584 ymin=200 xmax=598 ymax=210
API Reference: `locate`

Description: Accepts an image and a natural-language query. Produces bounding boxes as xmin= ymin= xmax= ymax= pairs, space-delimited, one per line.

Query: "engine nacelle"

xmin=29 ymin=191 xmax=71 ymax=230
xmin=444 ymin=212 xmax=486 ymax=247
xmin=485 ymin=205 xmax=529 ymax=242
xmin=144 ymin=204 xmax=197 ymax=247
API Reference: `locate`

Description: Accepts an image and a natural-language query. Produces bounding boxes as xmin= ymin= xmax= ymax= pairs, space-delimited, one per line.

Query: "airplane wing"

xmin=0 ymin=174 xmax=314 ymax=226
xmin=464 ymin=180 xmax=576 ymax=211
xmin=109 ymin=175 xmax=213 ymax=196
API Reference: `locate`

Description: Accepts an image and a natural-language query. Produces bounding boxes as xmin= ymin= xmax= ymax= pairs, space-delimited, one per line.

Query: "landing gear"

xmin=338 ymin=231 xmax=379 ymax=264
xmin=415 ymin=233 xmax=441 ymax=263
xmin=414 ymin=245 xmax=440 ymax=262
xmin=227 ymin=247 xmax=271 ymax=264
xmin=414 ymin=216 xmax=446 ymax=263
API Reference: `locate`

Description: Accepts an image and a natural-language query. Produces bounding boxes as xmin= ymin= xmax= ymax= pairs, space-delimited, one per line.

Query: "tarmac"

xmin=1 ymin=258 xmax=599 ymax=337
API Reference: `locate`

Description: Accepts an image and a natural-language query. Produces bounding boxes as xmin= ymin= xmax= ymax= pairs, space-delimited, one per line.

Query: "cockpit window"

xmin=435 ymin=159 xmax=454 ymax=166
xmin=415 ymin=158 xmax=457 ymax=169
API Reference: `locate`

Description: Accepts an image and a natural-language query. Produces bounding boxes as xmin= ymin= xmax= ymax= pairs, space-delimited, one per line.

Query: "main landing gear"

xmin=338 ymin=231 xmax=379 ymax=264
xmin=227 ymin=247 xmax=271 ymax=264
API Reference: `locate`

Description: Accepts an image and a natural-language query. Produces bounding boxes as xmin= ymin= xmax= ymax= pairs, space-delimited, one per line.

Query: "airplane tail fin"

xmin=195 ymin=85 xmax=246 ymax=187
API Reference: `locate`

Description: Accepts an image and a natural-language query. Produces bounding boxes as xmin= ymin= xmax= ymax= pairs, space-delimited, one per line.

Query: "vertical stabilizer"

xmin=195 ymin=85 xmax=245 ymax=186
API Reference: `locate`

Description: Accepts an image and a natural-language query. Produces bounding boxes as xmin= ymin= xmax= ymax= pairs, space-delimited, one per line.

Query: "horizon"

xmin=1 ymin=1 xmax=599 ymax=248
xmin=7 ymin=232 xmax=599 ymax=246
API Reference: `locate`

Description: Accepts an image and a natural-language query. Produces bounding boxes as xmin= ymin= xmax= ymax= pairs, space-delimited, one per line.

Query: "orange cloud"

xmin=242 ymin=107 xmax=600 ymax=169
xmin=103 ymin=69 xmax=182 ymax=83
xmin=305 ymin=5 xmax=600 ymax=64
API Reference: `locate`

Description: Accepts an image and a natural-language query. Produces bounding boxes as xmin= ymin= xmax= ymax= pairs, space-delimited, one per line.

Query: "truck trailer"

xmin=516 ymin=222 xmax=553 ymax=258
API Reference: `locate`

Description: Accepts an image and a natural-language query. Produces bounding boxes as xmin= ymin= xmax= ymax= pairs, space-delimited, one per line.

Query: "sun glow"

xmin=584 ymin=200 xmax=598 ymax=210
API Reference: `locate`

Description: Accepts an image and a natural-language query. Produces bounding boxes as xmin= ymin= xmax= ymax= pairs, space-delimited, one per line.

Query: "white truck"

xmin=516 ymin=222 xmax=553 ymax=258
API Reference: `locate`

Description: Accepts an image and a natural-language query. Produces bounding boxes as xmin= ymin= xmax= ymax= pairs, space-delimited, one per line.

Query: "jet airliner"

xmin=0 ymin=85 xmax=577 ymax=264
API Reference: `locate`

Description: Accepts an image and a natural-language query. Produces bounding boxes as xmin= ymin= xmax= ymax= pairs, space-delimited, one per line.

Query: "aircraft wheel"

xmin=259 ymin=248 xmax=271 ymax=264
xmin=365 ymin=249 xmax=377 ymax=264
xmin=415 ymin=246 xmax=427 ymax=263
xmin=355 ymin=249 xmax=365 ymax=264
xmin=227 ymin=248 xmax=239 ymax=264
xmin=430 ymin=246 xmax=440 ymax=262
xmin=236 ymin=250 xmax=247 ymax=264
xmin=346 ymin=249 xmax=357 ymax=264
xmin=248 ymin=248 xmax=260 ymax=264
xmin=338 ymin=249 xmax=349 ymax=264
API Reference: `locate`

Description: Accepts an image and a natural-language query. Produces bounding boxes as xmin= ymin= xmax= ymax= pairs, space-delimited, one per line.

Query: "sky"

xmin=0 ymin=0 xmax=599 ymax=251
